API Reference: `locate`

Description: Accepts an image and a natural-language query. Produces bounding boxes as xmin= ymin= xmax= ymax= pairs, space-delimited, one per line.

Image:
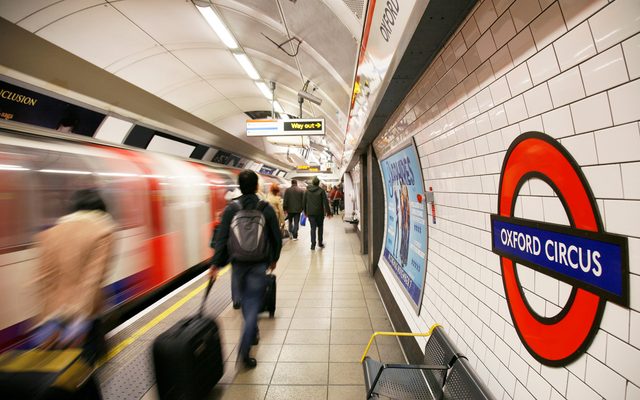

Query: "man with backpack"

xmin=210 ymin=170 xmax=282 ymax=369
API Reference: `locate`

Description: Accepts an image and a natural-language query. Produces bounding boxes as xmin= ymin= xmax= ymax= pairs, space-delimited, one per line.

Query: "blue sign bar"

xmin=491 ymin=216 xmax=628 ymax=305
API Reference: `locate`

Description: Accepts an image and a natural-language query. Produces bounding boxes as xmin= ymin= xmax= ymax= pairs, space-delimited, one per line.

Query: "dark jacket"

xmin=283 ymin=185 xmax=304 ymax=213
xmin=303 ymin=184 xmax=331 ymax=217
xmin=211 ymin=193 xmax=282 ymax=266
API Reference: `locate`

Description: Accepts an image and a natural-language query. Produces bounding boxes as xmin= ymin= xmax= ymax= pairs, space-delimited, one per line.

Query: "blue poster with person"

xmin=379 ymin=139 xmax=428 ymax=312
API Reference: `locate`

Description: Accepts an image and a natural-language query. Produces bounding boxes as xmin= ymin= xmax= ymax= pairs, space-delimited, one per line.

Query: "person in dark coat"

xmin=303 ymin=177 xmax=332 ymax=250
xmin=283 ymin=179 xmax=304 ymax=240
xmin=210 ymin=170 xmax=282 ymax=369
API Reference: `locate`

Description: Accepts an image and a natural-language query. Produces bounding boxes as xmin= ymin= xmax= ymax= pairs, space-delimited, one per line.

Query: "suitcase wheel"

xmin=269 ymin=311 xmax=275 ymax=318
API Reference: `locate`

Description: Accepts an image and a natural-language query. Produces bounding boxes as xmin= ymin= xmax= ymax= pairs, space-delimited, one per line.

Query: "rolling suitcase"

xmin=262 ymin=273 xmax=277 ymax=318
xmin=153 ymin=277 xmax=223 ymax=400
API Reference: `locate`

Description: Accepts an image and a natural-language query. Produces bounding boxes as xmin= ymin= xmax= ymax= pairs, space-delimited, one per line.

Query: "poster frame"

xmin=377 ymin=137 xmax=429 ymax=315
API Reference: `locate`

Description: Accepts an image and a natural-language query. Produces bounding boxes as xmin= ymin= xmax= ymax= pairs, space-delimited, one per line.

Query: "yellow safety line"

xmin=96 ymin=265 xmax=230 ymax=368
xmin=360 ymin=323 xmax=441 ymax=363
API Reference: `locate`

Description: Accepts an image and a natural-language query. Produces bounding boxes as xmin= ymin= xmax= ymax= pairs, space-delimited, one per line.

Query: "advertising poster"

xmin=379 ymin=139 xmax=428 ymax=312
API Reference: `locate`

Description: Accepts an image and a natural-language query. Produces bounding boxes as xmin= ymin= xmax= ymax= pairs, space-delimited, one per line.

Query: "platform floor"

xmin=98 ymin=217 xmax=405 ymax=400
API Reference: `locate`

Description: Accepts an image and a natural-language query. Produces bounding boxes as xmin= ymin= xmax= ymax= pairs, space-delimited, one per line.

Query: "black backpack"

xmin=228 ymin=200 xmax=269 ymax=262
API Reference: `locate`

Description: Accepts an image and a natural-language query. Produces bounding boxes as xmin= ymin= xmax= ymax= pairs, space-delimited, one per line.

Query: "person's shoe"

xmin=318 ymin=243 xmax=325 ymax=248
xmin=293 ymin=237 xmax=298 ymax=241
xmin=233 ymin=302 xmax=241 ymax=310
xmin=311 ymin=244 xmax=315 ymax=250
xmin=242 ymin=356 xmax=257 ymax=369
xmin=253 ymin=332 xmax=260 ymax=345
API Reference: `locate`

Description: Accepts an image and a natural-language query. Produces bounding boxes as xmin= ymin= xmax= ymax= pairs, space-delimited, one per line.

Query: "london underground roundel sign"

xmin=491 ymin=132 xmax=629 ymax=366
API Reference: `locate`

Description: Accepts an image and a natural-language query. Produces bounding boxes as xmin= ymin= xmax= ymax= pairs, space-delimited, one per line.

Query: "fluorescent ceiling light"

xmin=196 ymin=5 xmax=238 ymax=49
xmin=233 ymin=53 xmax=260 ymax=80
xmin=272 ymin=100 xmax=284 ymax=113
xmin=40 ymin=169 xmax=92 ymax=175
xmin=255 ymin=81 xmax=272 ymax=99
xmin=0 ymin=164 xmax=29 ymax=171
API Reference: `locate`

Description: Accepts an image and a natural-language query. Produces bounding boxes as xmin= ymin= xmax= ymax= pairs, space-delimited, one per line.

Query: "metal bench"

xmin=361 ymin=324 xmax=495 ymax=400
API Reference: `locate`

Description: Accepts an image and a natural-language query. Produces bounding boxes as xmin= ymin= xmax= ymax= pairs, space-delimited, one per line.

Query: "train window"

xmin=99 ymin=178 xmax=146 ymax=229
xmin=32 ymin=151 xmax=98 ymax=228
xmin=0 ymin=149 xmax=35 ymax=250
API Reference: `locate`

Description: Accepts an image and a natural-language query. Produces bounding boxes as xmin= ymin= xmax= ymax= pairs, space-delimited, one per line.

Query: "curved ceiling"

xmin=0 ymin=0 xmax=366 ymax=166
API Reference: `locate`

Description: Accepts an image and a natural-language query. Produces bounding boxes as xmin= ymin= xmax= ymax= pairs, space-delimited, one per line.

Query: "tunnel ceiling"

xmin=0 ymin=0 xmax=366 ymax=166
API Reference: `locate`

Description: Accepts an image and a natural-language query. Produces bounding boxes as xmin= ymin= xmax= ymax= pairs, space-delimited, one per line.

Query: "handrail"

xmin=360 ymin=323 xmax=441 ymax=363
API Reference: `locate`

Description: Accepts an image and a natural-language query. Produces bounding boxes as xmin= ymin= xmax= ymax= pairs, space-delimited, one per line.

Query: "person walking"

xmin=330 ymin=185 xmax=343 ymax=215
xmin=266 ymin=183 xmax=285 ymax=230
xmin=30 ymin=189 xmax=116 ymax=362
xmin=303 ymin=177 xmax=332 ymax=250
xmin=210 ymin=170 xmax=282 ymax=369
xmin=283 ymin=179 xmax=304 ymax=240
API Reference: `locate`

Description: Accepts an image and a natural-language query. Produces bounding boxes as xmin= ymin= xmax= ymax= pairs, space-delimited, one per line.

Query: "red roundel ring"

xmin=498 ymin=132 xmax=605 ymax=365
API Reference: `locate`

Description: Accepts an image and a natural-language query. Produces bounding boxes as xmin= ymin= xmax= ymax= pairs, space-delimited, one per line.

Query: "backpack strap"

xmin=231 ymin=200 xmax=243 ymax=211
xmin=257 ymin=200 xmax=269 ymax=212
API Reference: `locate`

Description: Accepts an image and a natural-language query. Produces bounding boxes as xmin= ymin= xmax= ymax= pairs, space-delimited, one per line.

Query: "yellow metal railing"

xmin=360 ymin=323 xmax=441 ymax=363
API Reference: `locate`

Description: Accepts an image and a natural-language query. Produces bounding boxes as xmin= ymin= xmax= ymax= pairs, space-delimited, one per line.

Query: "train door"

xmin=146 ymin=153 xmax=210 ymax=276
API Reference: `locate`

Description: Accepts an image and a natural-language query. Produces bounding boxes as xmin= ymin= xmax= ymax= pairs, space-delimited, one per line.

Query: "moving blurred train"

xmin=0 ymin=120 xmax=288 ymax=351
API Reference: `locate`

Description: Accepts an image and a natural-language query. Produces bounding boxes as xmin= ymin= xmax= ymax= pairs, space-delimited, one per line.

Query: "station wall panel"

xmin=373 ymin=0 xmax=640 ymax=399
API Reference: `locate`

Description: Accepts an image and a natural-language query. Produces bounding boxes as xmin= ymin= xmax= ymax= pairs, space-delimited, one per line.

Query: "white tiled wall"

xmin=372 ymin=0 xmax=640 ymax=398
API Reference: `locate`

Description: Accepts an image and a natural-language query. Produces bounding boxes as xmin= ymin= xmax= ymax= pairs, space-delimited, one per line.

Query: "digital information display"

xmin=379 ymin=139 xmax=428 ymax=313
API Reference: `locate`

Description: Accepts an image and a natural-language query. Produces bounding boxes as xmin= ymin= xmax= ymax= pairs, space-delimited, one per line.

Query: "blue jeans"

xmin=232 ymin=265 xmax=242 ymax=304
xmin=288 ymin=213 xmax=300 ymax=239
xmin=234 ymin=263 xmax=268 ymax=358
xmin=308 ymin=216 xmax=324 ymax=246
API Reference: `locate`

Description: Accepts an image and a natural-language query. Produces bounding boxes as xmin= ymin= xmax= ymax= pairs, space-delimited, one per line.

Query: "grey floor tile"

xmin=370 ymin=317 xmax=393 ymax=331
xmin=256 ymin=329 xmax=288 ymax=344
xmin=331 ymin=298 xmax=368 ymax=308
xmin=332 ymin=291 xmax=365 ymax=300
xmin=219 ymin=362 xmax=276 ymax=385
xmin=377 ymin=343 xmax=407 ymax=363
xmin=276 ymin=298 xmax=299 ymax=308
xmin=297 ymin=298 xmax=333 ymax=308
xmin=271 ymin=362 xmax=329 ymax=385
xmin=290 ymin=317 xmax=331 ymax=330
xmin=293 ymin=307 xmax=332 ymax=319
xmin=329 ymin=362 xmax=364 ymax=385
xmin=328 ymin=385 xmax=365 ymax=400
xmin=332 ymin=307 xmax=370 ymax=319
xmin=220 ymin=330 xmax=242 ymax=344
xmin=330 ymin=317 xmax=372 ymax=330
xmin=330 ymin=344 xmax=376 ymax=363
xmin=273 ymin=307 xmax=295 ymax=318
xmin=265 ymin=385 xmax=327 ymax=400
xmin=227 ymin=344 xmax=283 ymax=362
xmin=258 ymin=317 xmax=292 ymax=331
xmin=279 ymin=344 xmax=330 ymax=362
xmin=284 ymin=330 xmax=331 ymax=345
xmin=208 ymin=384 xmax=268 ymax=400
xmin=276 ymin=291 xmax=301 ymax=299
xmin=332 ymin=284 xmax=364 ymax=292
xmin=330 ymin=329 xmax=374 ymax=345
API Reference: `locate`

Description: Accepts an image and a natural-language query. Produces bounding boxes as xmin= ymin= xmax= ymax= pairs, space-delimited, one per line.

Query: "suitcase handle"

xmin=199 ymin=276 xmax=216 ymax=317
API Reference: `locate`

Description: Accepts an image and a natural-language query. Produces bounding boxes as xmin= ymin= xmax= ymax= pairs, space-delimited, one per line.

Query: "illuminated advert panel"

xmin=378 ymin=138 xmax=429 ymax=313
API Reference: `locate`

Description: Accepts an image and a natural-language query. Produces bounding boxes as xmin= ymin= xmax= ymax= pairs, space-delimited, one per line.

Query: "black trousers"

xmin=308 ymin=215 xmax=324 ymax=246
xmin=287 ymin=212 xmax=300 ymax=238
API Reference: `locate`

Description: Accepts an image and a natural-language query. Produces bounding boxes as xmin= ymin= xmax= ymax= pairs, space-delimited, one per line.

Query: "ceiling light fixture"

xmin=233 ymin=53 xmax=260 ymax=80
xmin=195 ymin=4 xmax=238 ymax=49
xmin=255 ymin=81 xmax=273 ymax=100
